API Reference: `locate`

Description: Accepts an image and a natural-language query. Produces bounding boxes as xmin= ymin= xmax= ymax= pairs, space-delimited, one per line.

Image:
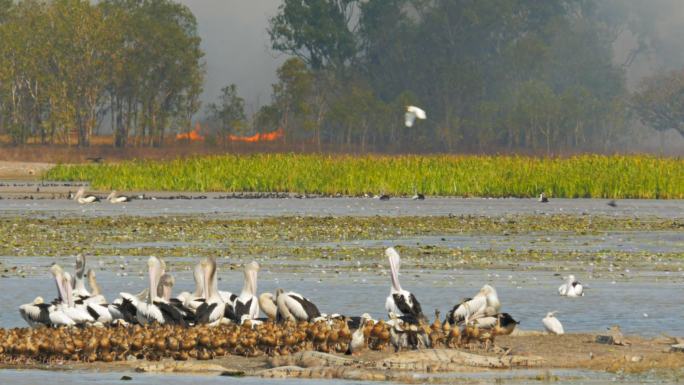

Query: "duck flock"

xmin=1 ymin=247 xmax=585 ymax=364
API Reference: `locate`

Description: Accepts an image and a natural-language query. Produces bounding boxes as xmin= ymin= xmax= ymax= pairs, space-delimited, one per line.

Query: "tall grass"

xmin=45 ymin=154 xmax=684 ymax=198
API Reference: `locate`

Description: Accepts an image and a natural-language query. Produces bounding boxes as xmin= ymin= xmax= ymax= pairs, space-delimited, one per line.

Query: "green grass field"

xmin=45 ymin=154 xmax=684 ymax=198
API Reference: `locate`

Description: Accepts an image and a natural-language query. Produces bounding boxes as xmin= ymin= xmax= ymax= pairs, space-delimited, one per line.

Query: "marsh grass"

xmin=45 ymin=154 xmax=684 ymax=198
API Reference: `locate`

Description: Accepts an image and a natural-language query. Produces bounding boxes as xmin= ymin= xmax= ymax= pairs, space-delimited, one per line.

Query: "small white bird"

xmin=542 ymin=311 xmax=564 ymax=335
xmin=404 ymin=105 xmax=426 ymax=127
xmin=558 ymin=275 xmax=584 ymax=297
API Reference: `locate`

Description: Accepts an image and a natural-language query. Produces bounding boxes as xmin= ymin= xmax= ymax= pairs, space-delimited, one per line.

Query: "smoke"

xmin=178 ymin=0 xmax=286 ymax=116
xmin=607 ymin=0 xmax=684 ymax=89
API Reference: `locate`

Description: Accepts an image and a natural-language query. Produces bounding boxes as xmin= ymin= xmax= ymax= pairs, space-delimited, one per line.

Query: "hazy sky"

xmin=178 ymin=0 xmax=286 ymax=116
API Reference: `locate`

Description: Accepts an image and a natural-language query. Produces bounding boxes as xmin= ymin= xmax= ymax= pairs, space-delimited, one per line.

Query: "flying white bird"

xmin=558 ymin=275 xmax=584 ymax=297
xmin=542 ymin=311 xmax=564 ymax=335
xmin=404 ymin=106 xmax=426 ymax=127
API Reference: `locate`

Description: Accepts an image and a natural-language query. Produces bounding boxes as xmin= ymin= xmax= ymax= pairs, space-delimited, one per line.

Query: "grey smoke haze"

xmin=178 ymin=0 xmax=285 ymax=116
xmin=178 ymin=0 xmax=684 ymax=125
xmin=609 ymin=0 xmax=684 ymax=89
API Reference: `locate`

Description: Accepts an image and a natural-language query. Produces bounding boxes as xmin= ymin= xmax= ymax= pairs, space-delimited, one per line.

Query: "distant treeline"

xmin=0 ymin=0 xmax=681 ymax=152
xmin=0 ymin=0 xmax=203 ymax=147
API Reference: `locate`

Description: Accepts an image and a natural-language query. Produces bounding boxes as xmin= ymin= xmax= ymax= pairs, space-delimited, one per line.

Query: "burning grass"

xmin=45 ymin=154 xmax=684 ymax=198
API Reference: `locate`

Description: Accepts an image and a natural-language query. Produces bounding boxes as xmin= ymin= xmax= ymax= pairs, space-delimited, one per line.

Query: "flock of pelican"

xmin=8 ymin=247 xmax=584 ymax=363
xmin=71 ymin=187 xmax=130 ymax=204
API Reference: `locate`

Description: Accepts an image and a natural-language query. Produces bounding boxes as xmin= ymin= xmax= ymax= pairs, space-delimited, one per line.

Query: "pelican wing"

xmin=195 ymin=302 xmax=219 ymax=324
xmin=392 ymin=292 xmax=423 ymax=318
xmin=155 ymin=301 xmax=187 ymax=326
xmin=473 ymin=316 xmax=497 ymax=329
xmin=286 ymin=293 xmax=321 ymax=321
xmin=224 ymin=303 xmax=237 ymax=322
xmin=233 ymin=297 xmax=254 ymax=322
xmin=48 ymin=308 xmax=75 ymax=326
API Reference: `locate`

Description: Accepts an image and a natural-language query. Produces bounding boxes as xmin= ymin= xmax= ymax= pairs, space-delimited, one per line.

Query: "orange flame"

xmin=228 ymin=128 xmax=284 ymax=143
xmin=176 ymin=123 xmax=205 ymax=142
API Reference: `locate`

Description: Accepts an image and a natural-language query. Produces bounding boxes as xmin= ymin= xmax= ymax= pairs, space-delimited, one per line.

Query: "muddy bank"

xmin=0 ymin=162 xmax=53 ymax=180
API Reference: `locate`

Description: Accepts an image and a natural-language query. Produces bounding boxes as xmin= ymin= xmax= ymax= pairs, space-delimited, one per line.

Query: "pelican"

xmin=121 ymin=256 xmax=186 ymax=325
xmin=108 ymin=288 xmax=147 ymax=324
xmin=84 ymin=269 xmax=107 ymax=305
xmin=275 ymin=289 xmax=321 ymax=322
xmin=195 ymin=257 xmax=226 ymax=326
xmin=73 ymin=187 xmax=99 ymax=204
xmin=405 ymin=105 xmax=426 ymax=127
xmin=19 ymin=296 xmax=75 ymax=327
xmin=72 ymin=254 xmax=90 ymax=299
xmin=558 ymin=275 xmax=584 ymax=297
xmin=106 ymin=190 xmax=131 ymax=203
xmin=259 ymin=293 xmax=278 ymax=320
xmin=58 ymin=272 xmax=96 ymax=325
xmin=385 ymin=247 xmax=424 ymax=320
xmin=176 ymin=262 xmax=206 ymax=311
xmin=543 ymin=311 xmax=564 ymax=335
xmin=229 ymin=261 xmax=260 ymax=323
xmin=447 ymin=284 xmax=501 ymax=325
xmin=538 ymin=192 xmax=549 ymax=203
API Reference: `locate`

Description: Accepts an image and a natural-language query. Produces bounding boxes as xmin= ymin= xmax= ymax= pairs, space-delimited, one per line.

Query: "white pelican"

xmin=106 ymin=190 xmax=131 ymax=203
xmin=558 ymin=275 xmax=584 ymax=297
xmin=72 ymin=254 xmax=90 ymax=298
xmin=274 ymin=288 xmax=321 ymax=322
xmin=447 ymin=284 xmax=501 ymax=325
xmin=19 ymin=296 xmax=75 ymax=327
xmin=58 ymin=271 xmax=96 ymax=325
xmin=259 ymin=293 xmax=278 ymax=320
xmin=176 ymin=262 xmax=205 ymax=311
xmin=230 ymin=261 xmax=260 ymax=323
xmin=404 ymin=105 xmax=426 ymax=127
xmin=73 ymin=187 xmax=99 ymax=204
xmin=83 ymin=269 xmax=107 ymax=305
xmin=543 ymin=311 xmax=564 ymax=335
xmin=539 ymin=193 xmax=549 ymax=203
xmin=385 ymin=247 xmax=423 ymax=320
xmin=122 ymin=256 xmax=186 ymax=325
xmin=195 ymin=257 xmax=226 ymax=326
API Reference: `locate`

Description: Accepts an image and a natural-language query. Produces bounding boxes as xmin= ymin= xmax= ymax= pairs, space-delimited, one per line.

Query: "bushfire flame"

xmin=176 ymin=123 xmax=204 ymax=142
xmin=229 ymin=128 xmax=284 ymax=143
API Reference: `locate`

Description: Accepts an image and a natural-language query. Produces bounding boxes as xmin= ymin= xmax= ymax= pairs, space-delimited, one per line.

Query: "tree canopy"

xmin=0 ymin=0 xmax=204 ymax=147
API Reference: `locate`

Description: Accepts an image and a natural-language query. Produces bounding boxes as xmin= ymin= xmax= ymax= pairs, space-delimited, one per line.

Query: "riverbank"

xmin=2 ymin=333 xmax=683 ymax=383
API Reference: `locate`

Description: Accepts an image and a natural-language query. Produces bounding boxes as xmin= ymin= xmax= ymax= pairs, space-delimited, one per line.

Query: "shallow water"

xmin=0 ymin=368 xmax=675 ymax=385
xmin=0 ymin=196 xmax=683 ymax=218
xmin=0 ymin=369 xmax=372 ymax=385
xmin=2 ymin=255 xmax=683 ymax=336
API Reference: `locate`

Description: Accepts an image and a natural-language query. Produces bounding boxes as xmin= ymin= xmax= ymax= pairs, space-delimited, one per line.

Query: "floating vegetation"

xmin=0 ymin=215 xmax=682 ymax=270
xmin=45 ymin=154 xmax=684 ymax=198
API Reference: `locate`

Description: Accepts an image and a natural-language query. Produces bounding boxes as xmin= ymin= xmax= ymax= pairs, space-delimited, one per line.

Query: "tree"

xmin=206 ymin=84 xmax=246 ymax=145
xmin=632 ymin=68 xmax=684 ymax=138
xmin=268 ymin=0 xmax=358 ymax=70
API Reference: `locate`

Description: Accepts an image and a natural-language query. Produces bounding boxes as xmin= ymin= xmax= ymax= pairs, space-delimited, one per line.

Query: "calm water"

xmin=0 ymin=196 xmax=681 ymax=218
xmin=2 ymin=255 xmax=682 ymax=336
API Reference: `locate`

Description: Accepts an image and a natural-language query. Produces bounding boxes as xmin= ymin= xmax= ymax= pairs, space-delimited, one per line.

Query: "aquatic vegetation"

xmin=0 ymin=215 xmax=682 ymax=271
xmin=45 ymin=154 xmax=684 ymax=198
